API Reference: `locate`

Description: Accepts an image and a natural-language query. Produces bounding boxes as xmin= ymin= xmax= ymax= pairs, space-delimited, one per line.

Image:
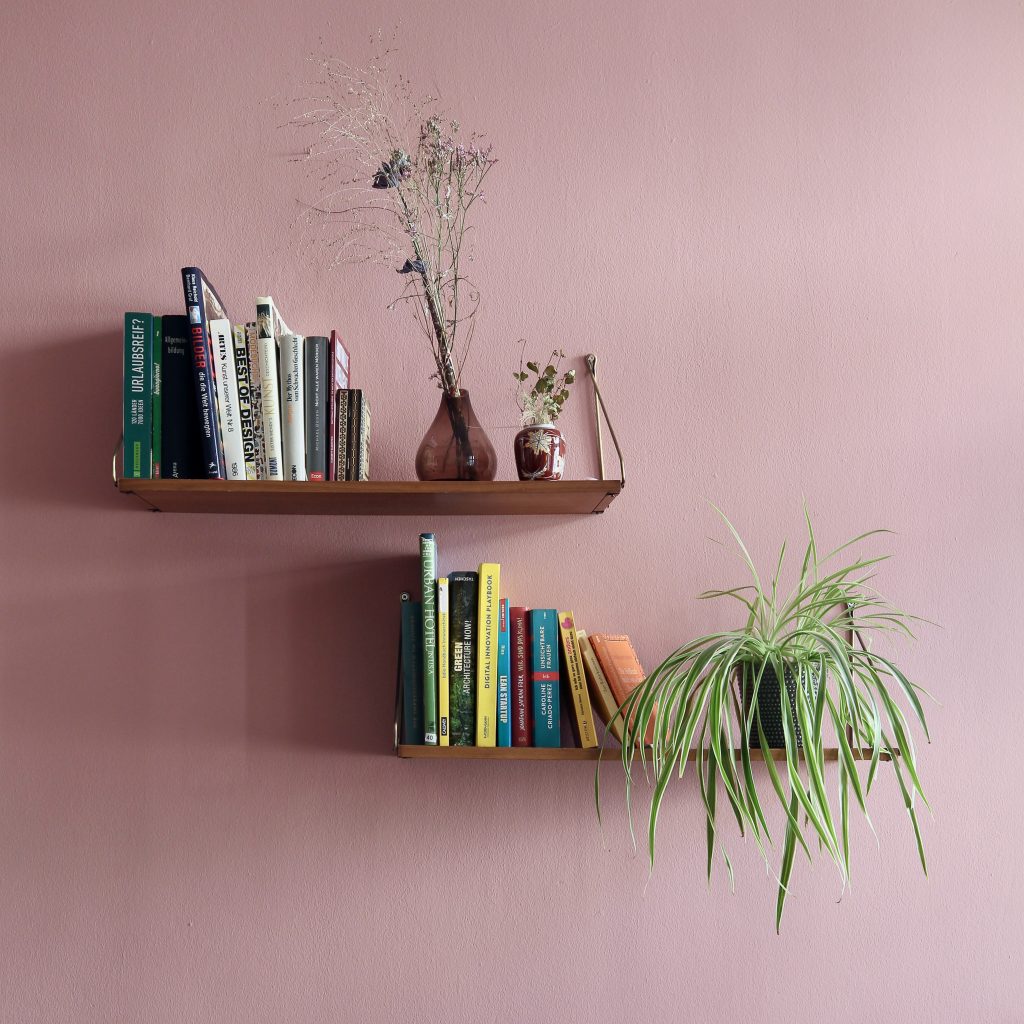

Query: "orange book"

xmin=588 ymin=634 xmax=655 ymax=746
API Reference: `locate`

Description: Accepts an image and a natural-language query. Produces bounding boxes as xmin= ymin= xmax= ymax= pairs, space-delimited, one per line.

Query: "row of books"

xmin=121 ymin=267 xmax=371 ymax=482
xmin=399 ymin=533 xmax=649 ymax=748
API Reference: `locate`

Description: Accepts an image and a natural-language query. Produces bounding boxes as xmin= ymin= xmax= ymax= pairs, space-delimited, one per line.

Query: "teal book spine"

xmin=151 ymin=317 xmax=162 ymax=478
xmin=497 ymin=598 xmax=511 ymax=746
xmin=530 ymin=609 xmax=561 ymax=747
xmin=400 ymin=594 xmax=424 ymax=744
xmin=122 ymin=312 xmax=153 ymax=478
xmin=420 ymin=533 xmax=439 ymax=744
xmin=448 ymin=572 xmax=478 ymax=745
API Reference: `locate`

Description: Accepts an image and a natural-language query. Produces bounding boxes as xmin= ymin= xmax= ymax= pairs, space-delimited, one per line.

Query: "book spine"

xmin=475 ymin=562 xmax=501 ymax=746
xmin=497 ymin=598 xmax=511 ymax=747
xmin=151 ymin=317 xmax=162 ymax=478
xmin=245 ymin=322 xmax=265 ymax=479
xmin=160 ymin=316 xmax=198 ymax=479
xmin=578 ymin=631 xmax=624 ymax=743
xmin=356 ymin=396 xmax=371 ymax=481
xmin=280 ymin=333 xmax=307 ymax=481
xmin=590 ymin=634 xmax=653 ymax=745
xmin=255 ymin=298 xmax=283 ymax=481
xmin=334 ymin=390 xmax=351 ymax=480
xmin=232 ymin=325 xmax=258 ymax=479
xmin=181 ymin=270 xmax=225 ymax=478
xmin=122 ymin=312 xmax=153 ymax=478
xmin=510 ymin=606 xmax=532 ymax=746
xmin=558 ymin=611 xmax=598 ymax=748
xmin=327 ymin=330 xmax=351 ymax=480
xmin=530 ymin=609 xmax=561 ymax=747
xmin=345 ymin=390 xmax=361 ymax=481
xmin=400 ymin=594 xmax=424 ymax=744
xmin=448 ymin=572 xmax=478 ymax=746
xmin=437 ymin=577 xmax=450 ymax=746
xmin=209 ymin=318 xmax=245 ymax=479
xmin=304 ymin=336 xmax=327 ymax=481
xmin=420 ymin=533 xmax=438 ymax=745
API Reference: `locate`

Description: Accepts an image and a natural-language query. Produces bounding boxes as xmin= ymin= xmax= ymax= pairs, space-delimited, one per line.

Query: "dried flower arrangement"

xmin=514 ymin=348 xmax=576 ymax=427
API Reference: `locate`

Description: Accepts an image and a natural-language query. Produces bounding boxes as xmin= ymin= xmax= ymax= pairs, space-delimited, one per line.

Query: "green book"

xmin=420 ymin=533 xmax=439 ymax=744
xmin=122 ymin=312 xmax=154 ymax=478
xmin=152 ymin=317 xmax=163 ymax=478
xmin=448 ymin=571 xmax=478 ymax=745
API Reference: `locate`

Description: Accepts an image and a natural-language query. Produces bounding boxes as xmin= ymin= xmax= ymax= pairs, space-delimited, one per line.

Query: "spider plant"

xmin=598 ymin=509 xmax=933 ymax=931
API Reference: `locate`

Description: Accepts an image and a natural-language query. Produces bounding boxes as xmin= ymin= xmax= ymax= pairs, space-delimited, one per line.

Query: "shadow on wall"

xmin=0 ymin=331 xmax=123 ymax=511
xmin=244 ymin=555 xmax=417 ymax=757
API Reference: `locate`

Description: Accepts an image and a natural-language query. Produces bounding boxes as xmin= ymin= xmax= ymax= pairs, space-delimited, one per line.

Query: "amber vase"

xmin=415 ymin=390 xmax=497 ymax=481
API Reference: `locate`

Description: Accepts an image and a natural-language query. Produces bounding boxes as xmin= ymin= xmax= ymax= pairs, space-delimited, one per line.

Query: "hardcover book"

xmin=232 ymin=324 xmax=259 ymax=479
xmin=437 ymin=577 xmax=450 ymax=746
xmin=588 ymin=634 xmax=654 ymax=745
xmin=327 ymin=330 xmax=351 ymax=480
xmin=151 ymin=317 xmax=162 ymax=478
xmin=448 ymin=571 xmax=478 ymax=746
xmin=160 ymin=315 xmax=201 ymax=479
xmin=497 ymin=598 xmax=512 ymax=747
xmin=475 ymin=563 xmax=500 ymax=746
xmin=400 ymin=593 xmax=424 ymax=745
xmin=344 ymin=390 xmax=371 ymax=481
xmin=557 ymin=612 xmax=598 ymax=748
xmin=334 ymin=390 xmax=351 ymax=481
xmin=304 ymin=335 xmax=328 ymax=481
xmin=122 ymin=312 xmax=154 ymax=479
xmin=181 ymin=268 xmax=226 ymax=478
xmin=255 ymin=296 xmax=289 ymax=480
xmin=209 ymin=315 xmax=245 ymax=479
xmin=510 ymin=606 xmax=532 ymax=747
xmin=577 ymin=630 xmax=625 ymax=743
xmin=280 ymin=333 xmax=307 ymax=481
xmin=420 ymin=533 xmax=439 ymax=745
xmin=529 ymin=609 xmax=561 ymax=747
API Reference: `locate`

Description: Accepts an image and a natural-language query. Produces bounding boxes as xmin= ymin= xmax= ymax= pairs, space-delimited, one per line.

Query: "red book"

xmin=510 ymin=606 xmax=532 ymax=746
xmin=327 ymin=330 xmax=351 ymax=480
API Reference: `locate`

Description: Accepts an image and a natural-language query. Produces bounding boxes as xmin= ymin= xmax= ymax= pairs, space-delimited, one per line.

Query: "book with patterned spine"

xmin=557 ymin=611 xmax=598 ymax=748
xmin=437 ymin=577 xmax=450 ymax=746
xmin=475 ymin=563 xmax=500 ymax=746
xmin=244 ymin=322 xmax=265 ymax=478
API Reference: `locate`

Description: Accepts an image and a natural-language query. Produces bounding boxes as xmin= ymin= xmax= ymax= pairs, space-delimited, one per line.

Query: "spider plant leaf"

xmin=776 ymin=794 xmax=800 ymax=934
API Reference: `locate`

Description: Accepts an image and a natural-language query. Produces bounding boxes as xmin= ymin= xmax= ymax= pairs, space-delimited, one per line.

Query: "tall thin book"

xmin=557 ymin=611 xmax=598 ymax=748
xmin=279 ymin=333 xmax=306 ymax=481
xmin=475 ymin=563 xmax=501 ymax=746
xmin=420 ymin=533 xmax=439 ymax=745
xmin=255 ymin=296 xmax=289 ymax=480
xmin=181 ymin=269 xmax=226 ymax=478
xmin=437 ymin=577 xmax=450 ymax=746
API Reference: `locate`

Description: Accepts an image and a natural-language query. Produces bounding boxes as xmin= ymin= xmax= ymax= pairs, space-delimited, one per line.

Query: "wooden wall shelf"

xmin=396 ymin=744 xmax=892 ymax=762
xmin=116 ymin=478 xmax=622 ymax=516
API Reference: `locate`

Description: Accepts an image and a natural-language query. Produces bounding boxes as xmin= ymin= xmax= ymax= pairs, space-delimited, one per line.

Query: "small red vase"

xmin=513 ymin=424 xmax=567 ymax=481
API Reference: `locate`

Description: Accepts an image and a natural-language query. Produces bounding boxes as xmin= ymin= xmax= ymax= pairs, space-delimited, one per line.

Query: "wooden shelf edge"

xmin=116 ymin=478 xmax=623 ymax=516
xmin=396 ymin=744 xmax=894 ymax=762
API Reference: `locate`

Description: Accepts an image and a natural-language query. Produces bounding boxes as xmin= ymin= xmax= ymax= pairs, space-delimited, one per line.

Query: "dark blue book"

xmin=401 ymin=594 xmax=424 ymax=744
xmin=497 ymin=598 xmax=511 ymax=746
xmin=181 ymin=267 xmax=226 ymax=478
xmin=160 ymin=315 xmax=201 ymax=479
xmin=530 ymin=609 xmax=561 ymax=747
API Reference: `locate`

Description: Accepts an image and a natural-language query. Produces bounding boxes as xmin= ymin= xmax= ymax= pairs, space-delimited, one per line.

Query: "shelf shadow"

xmin=244 ymin=555 xmax=417 ymax=755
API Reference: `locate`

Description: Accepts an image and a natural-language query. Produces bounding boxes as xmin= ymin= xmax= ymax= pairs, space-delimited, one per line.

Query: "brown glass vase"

xmin=415 ymin=390 xmax=497 ymax=481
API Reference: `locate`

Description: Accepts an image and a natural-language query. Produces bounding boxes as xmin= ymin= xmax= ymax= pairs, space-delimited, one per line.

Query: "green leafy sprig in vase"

xmin=513 ymin=349 xmax=575 ymax=481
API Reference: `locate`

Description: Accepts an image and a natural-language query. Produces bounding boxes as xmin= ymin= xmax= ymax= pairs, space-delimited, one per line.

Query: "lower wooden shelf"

xmin=395 ymin=744 xmax=892 ymax=761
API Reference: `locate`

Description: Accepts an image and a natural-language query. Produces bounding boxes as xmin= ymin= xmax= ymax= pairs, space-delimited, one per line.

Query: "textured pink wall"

xmin=1 ymin=0 xmax=1021 ymax=1020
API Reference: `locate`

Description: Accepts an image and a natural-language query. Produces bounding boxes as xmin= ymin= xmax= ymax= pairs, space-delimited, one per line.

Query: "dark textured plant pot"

xmin=742 ymin=662 xmax=819 ymax=749
xmin=415 ymin=389 xmax=497 ymax=481
xmin=513 ymin=424 xmax=567 ymax=481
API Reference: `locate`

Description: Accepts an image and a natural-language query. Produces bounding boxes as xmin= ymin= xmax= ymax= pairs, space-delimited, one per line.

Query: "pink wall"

xmin=2 ymin=0 xmax=1021 ymax=1019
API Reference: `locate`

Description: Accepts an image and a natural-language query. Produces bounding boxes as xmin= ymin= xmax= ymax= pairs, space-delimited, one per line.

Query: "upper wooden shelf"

xmin=396 ymin=744 xmax=892 ymax=762
xmin=116 ymin=478 xmax=622 ymax=516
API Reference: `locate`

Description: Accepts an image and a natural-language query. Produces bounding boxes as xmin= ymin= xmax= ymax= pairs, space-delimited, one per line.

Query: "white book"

xmin=255 ymin=296 xmax=288 ymax=481
xmin=280 ymin=333 xmax=307 ymax=481
xmin=208 ymin=317 xmax=246 ymax=480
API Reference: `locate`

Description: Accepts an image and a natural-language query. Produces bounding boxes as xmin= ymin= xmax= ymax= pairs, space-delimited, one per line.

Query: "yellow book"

xmin=475 ymin=563 xmax=500 ymax=745
xmin=558 ymin=612 xmax=598 ymax=748
xmin=437 ymin=577 xmax=450 ymax=746
xmin=577 ymin=630 xmax=624 ymax=744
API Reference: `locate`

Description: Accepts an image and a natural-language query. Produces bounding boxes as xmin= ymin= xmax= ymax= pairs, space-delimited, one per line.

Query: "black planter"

xmin=742 ymin=662 xmax=818 ymax=749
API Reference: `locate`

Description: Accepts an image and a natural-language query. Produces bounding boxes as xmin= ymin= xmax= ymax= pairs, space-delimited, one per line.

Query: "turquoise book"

xmin=529 ymin=609 xmax=561 ymax=747
xmin=496 ymin=598 xmax=511 ymax=747
xmin=420 ymin=533 xmax=439 ymax=744
xmin=400 ymin=594 xmax=424 ymax=745
xmin=122 ymin=312 xmax=154 ymax=478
